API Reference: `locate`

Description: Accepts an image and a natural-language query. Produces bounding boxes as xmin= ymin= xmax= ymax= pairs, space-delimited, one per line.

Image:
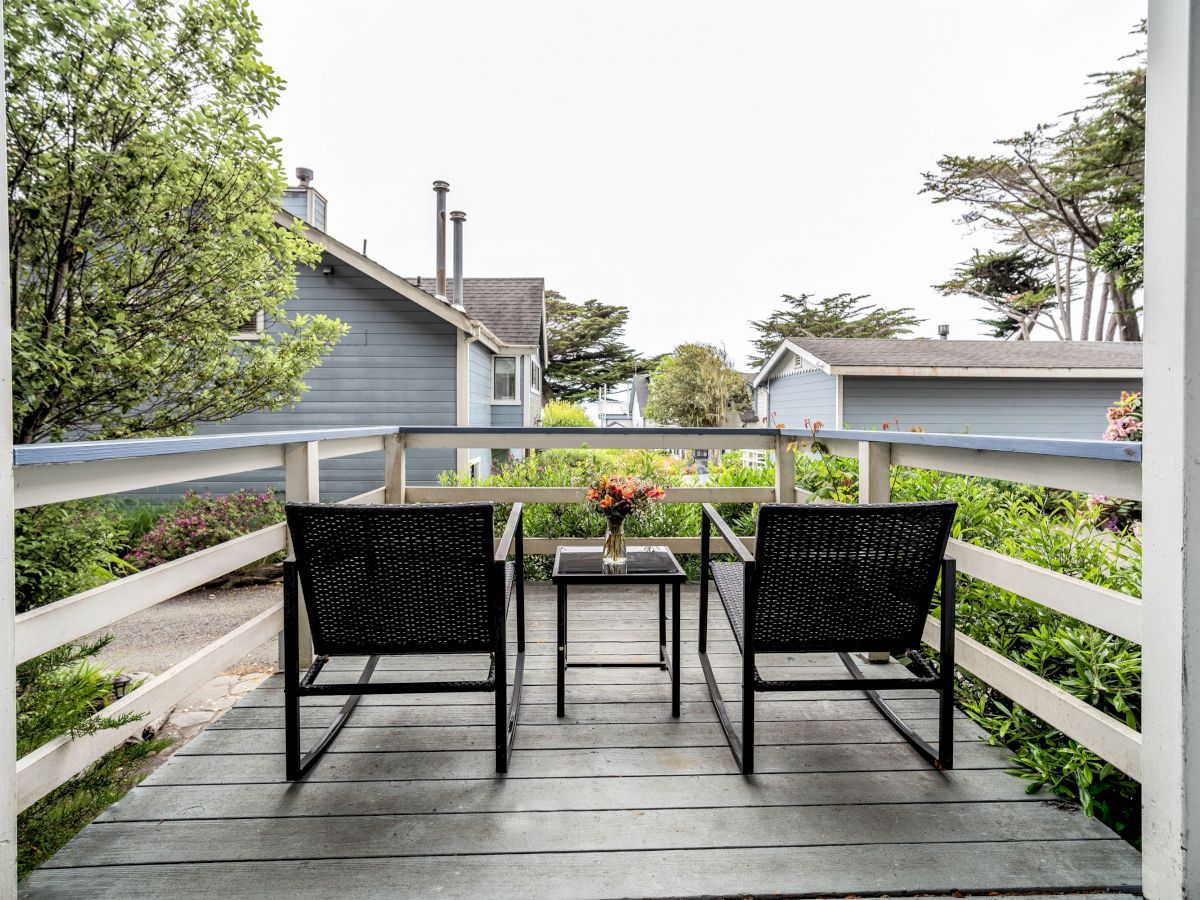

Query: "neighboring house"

xmin=145 ymin=174 xmax=546 ymax=500
xmin=752 ymin=338 xmax=1142 ymax=440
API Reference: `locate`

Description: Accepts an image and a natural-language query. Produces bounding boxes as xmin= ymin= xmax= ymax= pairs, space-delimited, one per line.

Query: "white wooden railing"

xmin=9 ymin=425 xmax=1143 ymax=812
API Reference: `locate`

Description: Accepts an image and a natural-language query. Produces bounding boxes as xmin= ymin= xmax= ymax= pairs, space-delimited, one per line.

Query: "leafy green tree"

xmin=540 ymin=400 xmax=595 ymax=427
xmin=936 ymin=249 xmax=1056 ymax=340
xmin=645 ymin=343 xmax=748 ymax=428
xmin=747 ymin=293 xmax=921 ymax=369
xmin=1090 ymin=208 xmax=1144 ymax=294
xmin=922 ymin=24 xmax=1145 ymax=342
xmin=544 ymin=290 xmax=644 ymax=403
xmin=6 ymin=0 xmax=347 ymax=443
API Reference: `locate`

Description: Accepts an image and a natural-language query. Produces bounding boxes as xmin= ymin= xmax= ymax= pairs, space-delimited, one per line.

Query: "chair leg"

xmin=284 ymin=563 xmax=301 ymax=781
xmin=289 ymin=656 xmax=378 ymax=781
xmin=742 ymin=661 xmax=755 ymax=774
xmin=495 ymin=648 xmax=508 ymax=774
xmin=839 ymin=651 xmax=948 ymax=770
xmin=699 ymin=651 xmax=742 ymax=769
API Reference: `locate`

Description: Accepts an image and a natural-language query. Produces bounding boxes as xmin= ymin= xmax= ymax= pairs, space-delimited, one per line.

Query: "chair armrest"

xmin=495 ymin=503 xmax=524 ymax=563
xmin=701 ymin=503 xmax=755 ymax=564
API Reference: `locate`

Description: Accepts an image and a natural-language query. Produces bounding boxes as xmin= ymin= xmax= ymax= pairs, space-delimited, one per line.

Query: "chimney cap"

xmin=296 ymin=167 xmax=314 ymax=185
xmin=450 ymin=210 xmax=467 ymax=221
xmin=433 ymin=180 xmax=450 ymax=192
xmin=937 ymin=324 xmax=950 ymax=339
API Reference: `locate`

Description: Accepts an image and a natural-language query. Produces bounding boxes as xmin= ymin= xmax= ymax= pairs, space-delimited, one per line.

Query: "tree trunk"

xmin=1095 ymin=275 xmax=1112 ymax=341
xmin=1080 ymin=263 xmax=1096 ymax=342
xmin=1113 ymin=286 xmax=1142 ymax=342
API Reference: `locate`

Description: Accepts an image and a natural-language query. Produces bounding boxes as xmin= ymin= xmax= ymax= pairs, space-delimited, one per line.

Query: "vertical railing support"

xmin=1144 ymin=0 xmax=1200 ymax=893
xmin=774 ymin=434 xmax=795 ymax=504
xmin=384 ymin=433 xmax=407 ymax=504
xmin=859 ymin=440 xmax=892 ymax=662
xmin=858 ymin=440 xmax=891 ymax=504
xmin=282 ymin=442 xmax=318 ymax=669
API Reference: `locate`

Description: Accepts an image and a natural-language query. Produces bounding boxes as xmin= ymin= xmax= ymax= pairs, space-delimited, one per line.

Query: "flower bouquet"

xmin=585 ymin=475 xmax=666 ymax=569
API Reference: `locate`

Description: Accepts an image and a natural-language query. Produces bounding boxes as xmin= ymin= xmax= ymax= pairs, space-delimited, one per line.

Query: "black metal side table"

xmin=551 ymin=546 xmax=688 ymax=718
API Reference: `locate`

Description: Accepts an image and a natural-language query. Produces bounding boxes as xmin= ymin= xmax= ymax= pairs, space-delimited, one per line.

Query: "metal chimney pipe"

xmin=433 ymin=180 xmax=450 ymax=297
xmin=937 ymin=324 xmax=950 ymax=340
xmin=450 ymin=210 xmax=466 ymax=309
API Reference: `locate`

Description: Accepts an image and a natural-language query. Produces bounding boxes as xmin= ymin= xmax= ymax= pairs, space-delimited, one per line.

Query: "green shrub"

xmin=125 ymin=490 xmax=284 ymax=569
xmin=17 ymin=638 xmax=169 ymax=878
xmin=14 ymin=502 xmax=132 ymax=613
xmin=541 ymin=400 xmax=595 ymax=427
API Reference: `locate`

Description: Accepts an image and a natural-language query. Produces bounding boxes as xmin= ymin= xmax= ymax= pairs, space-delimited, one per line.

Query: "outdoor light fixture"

xmin=111 ymin=674 xmax=133 ymax=699
xmin=322 ymin=265 xmax=335 ymax=276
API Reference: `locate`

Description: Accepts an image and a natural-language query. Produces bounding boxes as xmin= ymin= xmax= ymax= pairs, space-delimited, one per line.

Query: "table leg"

xmin=659 ymin=582 xmax=666 ymax=666
xmin=672 ymin=581 xmax=681 ymax=718
xmin=557 ymin=582 xmax=567 ymax=718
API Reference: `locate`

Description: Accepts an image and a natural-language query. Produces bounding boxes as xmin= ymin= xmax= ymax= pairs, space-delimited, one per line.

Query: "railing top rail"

xmin=781 ymin=428 xmax=1142 ymax=464
xmin=12 ymin=424 xmax=1142 ymax=467
xmin=13 ymin=426 xmax=401 ymax=467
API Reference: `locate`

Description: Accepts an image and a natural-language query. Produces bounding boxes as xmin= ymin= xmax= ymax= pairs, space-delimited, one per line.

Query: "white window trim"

xmin=530 ymin=358 xmax=542 ymax=394
xmin=469 ymin=456 xmax=483 ymax=481
xmin=231 ymin=310 xmax=265 ymax=341
xmin=492 ymin=355 xmax=521 ymax=405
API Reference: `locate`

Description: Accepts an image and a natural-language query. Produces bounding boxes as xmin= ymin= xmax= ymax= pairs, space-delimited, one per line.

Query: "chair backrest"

xmin=751 ymin=501 xmax=956 ymax=653
xmin=285 ymin=502 xmax=498 ymax=656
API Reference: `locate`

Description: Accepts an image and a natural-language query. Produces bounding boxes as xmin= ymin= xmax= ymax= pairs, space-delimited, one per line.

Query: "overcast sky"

xmin=253 ymin=1 xmax=1145 ymax=367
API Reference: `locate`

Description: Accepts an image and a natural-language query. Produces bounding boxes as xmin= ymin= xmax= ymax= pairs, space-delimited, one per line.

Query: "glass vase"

xmin=602 ymin=516 xmax=627 ymax=571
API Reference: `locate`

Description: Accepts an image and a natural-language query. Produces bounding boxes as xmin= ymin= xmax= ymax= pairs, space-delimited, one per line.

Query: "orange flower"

xmin=586 ymin=489 xmax=599 ymax=499
xmin=600 ymin=496 xmax=613 ymax=508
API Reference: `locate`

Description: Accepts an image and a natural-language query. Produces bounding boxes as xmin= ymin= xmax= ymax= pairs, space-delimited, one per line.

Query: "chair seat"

xmin=709 ymin=562 xmax=746 ymax=653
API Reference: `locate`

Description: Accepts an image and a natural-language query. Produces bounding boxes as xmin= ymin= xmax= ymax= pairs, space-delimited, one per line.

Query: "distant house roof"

xmin=411 ymin=277 xmax=546 ymax=354
xmin=753 ymin=337 xmax=1143 ymax=386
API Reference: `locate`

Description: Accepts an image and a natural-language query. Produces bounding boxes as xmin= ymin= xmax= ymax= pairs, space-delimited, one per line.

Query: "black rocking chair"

xmin=699 ymin=500 xmax=957 ymax=774
xmin=283 ymin=501 xmax=525 ymax=779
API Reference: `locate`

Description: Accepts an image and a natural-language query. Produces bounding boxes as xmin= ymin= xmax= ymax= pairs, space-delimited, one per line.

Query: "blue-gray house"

xmin=155 ymin=174 xmax=546 ymax=500
xmin=752 ymin=337 xmax=1142 ymax=439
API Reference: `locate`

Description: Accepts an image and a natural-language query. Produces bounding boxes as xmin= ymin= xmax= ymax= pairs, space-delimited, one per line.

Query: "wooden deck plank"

xmin=138 ymin=742 xmax=1017 ymax=784
xmin=19 ymin=586 xmax=1142 ymax=898
xmin=95 ymin=768 xmax=1039 ymax=822
xmin=20 ymin=841 xmax=1142 ymax=899
xmin=176 ymin=717 xmax=990 ymax=754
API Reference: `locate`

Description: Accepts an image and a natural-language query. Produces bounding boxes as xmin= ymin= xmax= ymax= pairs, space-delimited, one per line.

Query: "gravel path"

xmin=86 ymin=583 xmax=283 ymax=676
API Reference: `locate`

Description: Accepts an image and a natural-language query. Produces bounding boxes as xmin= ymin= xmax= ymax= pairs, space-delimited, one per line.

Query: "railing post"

xmin=384 ymin=433 xmax=406 ymax=504
xmin=1144 ymin=0 xmax=1200 ymax=893
xmin=859 ymin=439 xmax=892 ymax=662
xmin=282 ymin=442 xmax=317 ymax=669
xmin=774 ymin=435 xmax=795 ymax=503
xmin=857 ymin=440 xmax=891 ymax=504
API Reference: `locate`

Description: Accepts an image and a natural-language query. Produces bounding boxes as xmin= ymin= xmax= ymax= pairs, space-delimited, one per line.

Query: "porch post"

xmin=0 ymin=4 xmax=18 ymax=884
xmin=455 ymin=331 xmax=470 ymax=475
xmin=282 ymin=442 xmax=317 ymax=669
xmin=858 ymin=440 xmax=892 ymax=663
xmin=1143 ymin=0 xmax=1200 ymax=894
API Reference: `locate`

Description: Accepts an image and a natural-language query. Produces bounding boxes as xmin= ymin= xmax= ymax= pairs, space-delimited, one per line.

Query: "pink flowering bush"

xmin=1090 ymin=391 xmax=1143 ymax=533
xmin=125 ymin=491 xmax=284 ymax=569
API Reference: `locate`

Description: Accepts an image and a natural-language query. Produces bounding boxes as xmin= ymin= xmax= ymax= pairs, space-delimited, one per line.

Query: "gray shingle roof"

xmin=785 ymin=338 xmax=1142 ymax=371
xmin=410 ymin=277 xmax=545 ymax=346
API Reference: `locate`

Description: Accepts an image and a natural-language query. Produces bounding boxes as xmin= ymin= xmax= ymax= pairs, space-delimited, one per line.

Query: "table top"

xmin=551 ymin=546 xmax=688 ymax=584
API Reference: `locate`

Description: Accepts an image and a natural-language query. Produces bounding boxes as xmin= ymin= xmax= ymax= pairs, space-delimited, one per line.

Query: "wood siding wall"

xmin=765 ymin=370 xmax=837 ymax=430
xmin=135 ymin=251 xmax=458 ymax=500
xmin=841 ymin=376 xmax=1142 ymax=439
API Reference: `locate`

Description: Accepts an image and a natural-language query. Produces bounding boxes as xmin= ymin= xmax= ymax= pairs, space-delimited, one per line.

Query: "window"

xmin=530 ymin=359 xmax=542 ymax=394
xmin=493 ymin=356 xmax=517 ymax=401
xmin=232 ymin=310 xmax=265 ymax=341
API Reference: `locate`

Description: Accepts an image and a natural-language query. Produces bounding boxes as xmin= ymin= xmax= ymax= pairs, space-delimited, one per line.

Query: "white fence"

xmin=9 ymin=425 xmax=1143 ymax=811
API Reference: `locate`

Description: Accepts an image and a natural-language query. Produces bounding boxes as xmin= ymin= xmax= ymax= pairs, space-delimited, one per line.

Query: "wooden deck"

xmin=21 ymin=584 xmax=1141 ymax=898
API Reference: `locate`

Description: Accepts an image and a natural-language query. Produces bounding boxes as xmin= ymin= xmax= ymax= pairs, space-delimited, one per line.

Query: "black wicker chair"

xmin=699 ymin=500 xmax=957 ymax=774
xmin=282 ymin=501 xmax=525 ymax=779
